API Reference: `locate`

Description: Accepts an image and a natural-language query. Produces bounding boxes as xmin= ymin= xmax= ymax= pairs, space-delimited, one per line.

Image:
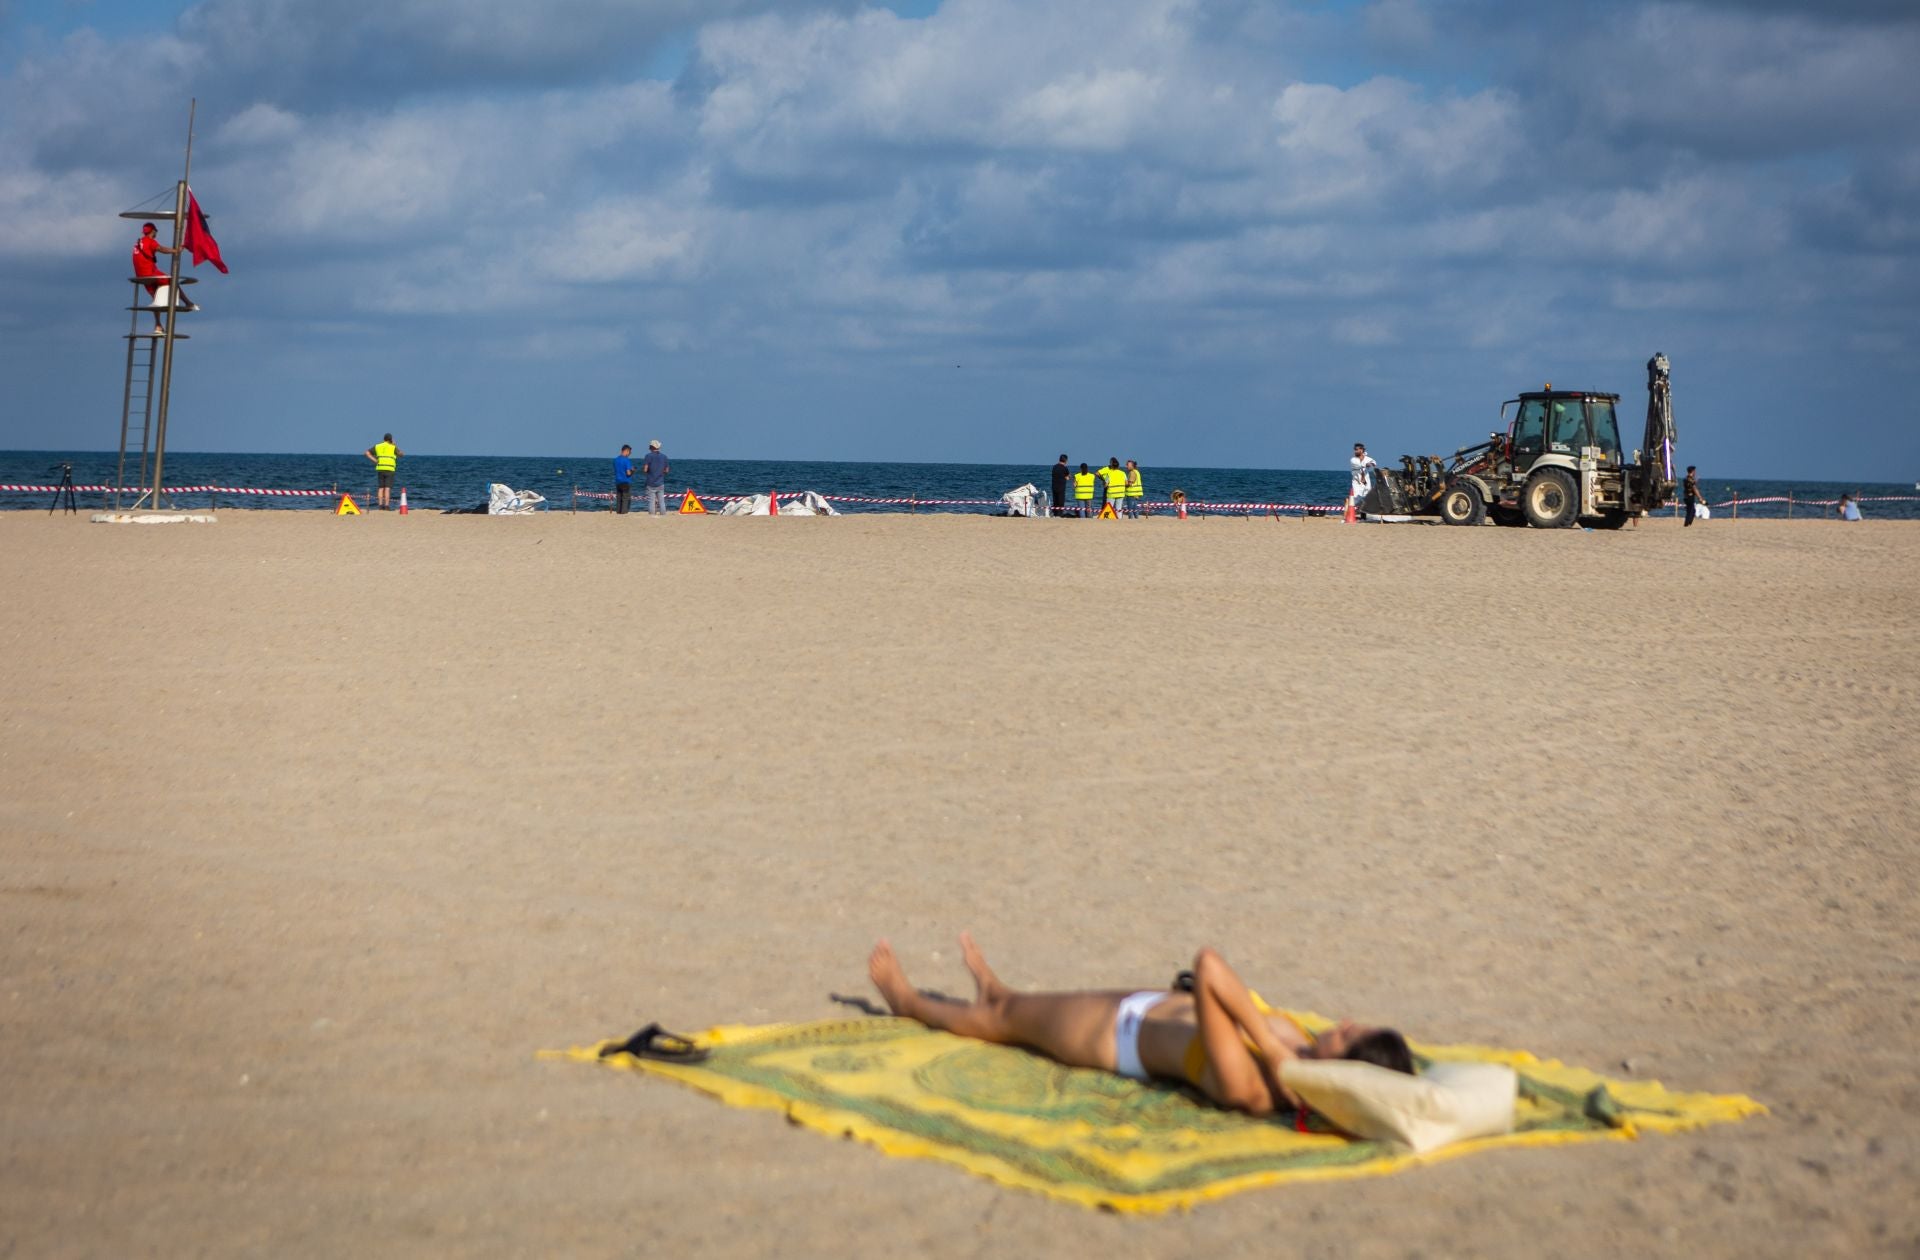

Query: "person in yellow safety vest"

xmin=1124 ymin=459 xmax=1143 ymax=518
xmin=1072 ymin=463 xmax=1097 ymax=517
xmin=1102 ymin=458 xmax=1127 ymax=515
xmin=364 ymin=432 xmax=403 ymax=510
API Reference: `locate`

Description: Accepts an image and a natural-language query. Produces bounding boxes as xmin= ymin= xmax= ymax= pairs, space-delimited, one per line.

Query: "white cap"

xmin=648 ymin=440 xmax=661 ymax=449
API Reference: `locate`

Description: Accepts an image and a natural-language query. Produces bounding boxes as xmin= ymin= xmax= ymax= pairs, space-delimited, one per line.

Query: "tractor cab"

xmin=1500 ymin=391 xmax=1625 ymax=476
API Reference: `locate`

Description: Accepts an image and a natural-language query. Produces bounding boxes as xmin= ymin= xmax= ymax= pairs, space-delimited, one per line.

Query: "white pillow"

xmin=1278 ymin=1058 xmax=1516 ymax=1153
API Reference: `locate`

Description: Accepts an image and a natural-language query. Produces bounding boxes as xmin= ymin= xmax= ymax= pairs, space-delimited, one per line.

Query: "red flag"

xmin=183 ymin=189 xmax=228 ymax=274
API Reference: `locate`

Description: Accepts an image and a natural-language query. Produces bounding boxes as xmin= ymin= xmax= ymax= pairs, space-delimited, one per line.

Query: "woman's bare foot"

xmin=959 ymin=932 xmax=1006 ymax=1004
xmin=868 ymin=940 xmax=920 ymax=1017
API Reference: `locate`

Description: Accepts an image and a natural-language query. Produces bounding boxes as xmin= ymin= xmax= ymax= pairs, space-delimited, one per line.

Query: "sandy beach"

xmin=1 ymin=511 xmax=1915 ymax=1257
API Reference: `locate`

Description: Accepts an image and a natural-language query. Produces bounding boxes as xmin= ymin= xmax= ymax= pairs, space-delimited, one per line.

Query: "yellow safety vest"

xmin=1125 ymin=470 xmax=1143 ymax=498
xmin=373 ymin=442 xmax=398 ymax=473
xmin=1104 ymin=468 xmax=1126 ymax=496
xmin=1073 ymin=472 xmax=1096 ymax=501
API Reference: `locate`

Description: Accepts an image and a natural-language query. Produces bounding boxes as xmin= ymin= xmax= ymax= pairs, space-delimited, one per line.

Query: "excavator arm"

xmin=1634 ymin=352 xmax=1677 ymax=511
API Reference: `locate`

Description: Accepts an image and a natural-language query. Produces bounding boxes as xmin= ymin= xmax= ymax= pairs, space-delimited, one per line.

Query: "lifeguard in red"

xmin=132 ymin=222 xmax=175 ymax=298
xmin=132 ymin=221 xmax=198 ymax=331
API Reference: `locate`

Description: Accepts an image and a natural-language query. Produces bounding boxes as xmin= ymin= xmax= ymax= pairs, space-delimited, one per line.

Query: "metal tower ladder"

xmin=112 ymin=210 xmax=195 ymax=511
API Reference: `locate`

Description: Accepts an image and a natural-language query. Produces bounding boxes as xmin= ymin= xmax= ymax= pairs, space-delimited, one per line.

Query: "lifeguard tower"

xmin=109 ymin=103 xmax=205 ymax=513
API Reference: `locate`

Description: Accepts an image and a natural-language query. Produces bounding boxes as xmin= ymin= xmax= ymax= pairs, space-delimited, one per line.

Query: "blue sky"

xmin=2 ymin=0 xmax=1915 ymax=478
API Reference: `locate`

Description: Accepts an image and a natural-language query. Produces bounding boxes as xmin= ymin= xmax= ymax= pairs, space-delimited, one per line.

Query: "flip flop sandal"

xmin=828 ymin=989 xmax=958 ymax=1017
xmin=601 ymin=1022 xmax=710 ymax=1063
xmin=828 ymin=993 xmax=890 ymax=1017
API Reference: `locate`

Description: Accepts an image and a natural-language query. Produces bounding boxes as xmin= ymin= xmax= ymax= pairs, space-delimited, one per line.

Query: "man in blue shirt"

xmin=613 ymin=444 xmax=634 ymax=514
xmin=640 ymin=439 xmax=671 ymax=516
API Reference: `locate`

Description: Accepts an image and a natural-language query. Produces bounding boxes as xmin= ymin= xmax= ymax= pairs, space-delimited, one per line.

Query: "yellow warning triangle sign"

xmin=677 ymin=489 xmax=708 ymax=514
xmin=1097 ymin=501 xmax=1117 ymax=520
xmin=336 ymin=493 xmax=361 ymax=516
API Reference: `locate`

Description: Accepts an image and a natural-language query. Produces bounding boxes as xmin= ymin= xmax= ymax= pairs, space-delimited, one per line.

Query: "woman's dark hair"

xmin=1343 ymin=1028 xmax=1414 ymax=1075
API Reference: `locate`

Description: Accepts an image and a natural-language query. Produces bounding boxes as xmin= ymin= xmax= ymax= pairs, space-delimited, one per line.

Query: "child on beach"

xmin=869 ymin=935 xmax=1413 ymax=1117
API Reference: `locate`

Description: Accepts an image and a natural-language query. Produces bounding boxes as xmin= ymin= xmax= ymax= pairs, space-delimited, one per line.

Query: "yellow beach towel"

xmin=546 ymin=1014 xmax=1763 ymax=1213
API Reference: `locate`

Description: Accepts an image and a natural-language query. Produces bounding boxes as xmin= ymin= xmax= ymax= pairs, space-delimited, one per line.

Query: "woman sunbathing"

xmin=869 ymin=935 xmax=1412 ymax=1117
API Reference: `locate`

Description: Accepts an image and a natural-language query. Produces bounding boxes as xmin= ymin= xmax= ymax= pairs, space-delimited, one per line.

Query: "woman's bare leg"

xmin=869 ymin=939 xmax=1016 ymax=1042
xmin=870 ymin=937 xmax=1125 ymax=1070
xmin=959 ymin=931 xmax=1006 ymax=1003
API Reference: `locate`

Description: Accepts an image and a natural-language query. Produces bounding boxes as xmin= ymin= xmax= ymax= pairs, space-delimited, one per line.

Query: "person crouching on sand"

xmin=869 ymin=935 xmax=1412 ymax=1116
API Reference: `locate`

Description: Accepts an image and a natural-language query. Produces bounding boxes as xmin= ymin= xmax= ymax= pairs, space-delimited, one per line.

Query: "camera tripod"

xmin=48 ymin=464 xmax=77 ymax=515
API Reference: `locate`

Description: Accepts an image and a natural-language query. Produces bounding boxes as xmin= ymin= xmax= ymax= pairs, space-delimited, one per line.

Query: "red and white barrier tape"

xmin=0 ymin=483 xmax=339 ymax=496
xmin=176 ymin=486 xmax=338 ymax=497
xmin=1708 ymin=495 xmax=1919 ymax=508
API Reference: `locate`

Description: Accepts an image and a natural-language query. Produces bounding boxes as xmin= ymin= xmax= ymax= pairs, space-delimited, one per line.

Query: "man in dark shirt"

xmin=1051 ymin=454 xmax=1069 ymax=517
xmin=640 ymin=440 xmax=671 ymax=516
xmin=1683 ymin=465 xmax=1703 ymax=527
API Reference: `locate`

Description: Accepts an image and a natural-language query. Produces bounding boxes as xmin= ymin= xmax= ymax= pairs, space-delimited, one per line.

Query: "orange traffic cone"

xmin=768 ymin=489 xmax=779 ymax=516
xmin=1342 ymin=494 xmax=1357 ymax=524
xmin=398 ymin=487 xmax=409 ymax=516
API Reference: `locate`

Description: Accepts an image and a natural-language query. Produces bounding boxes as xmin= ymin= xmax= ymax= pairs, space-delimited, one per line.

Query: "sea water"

xmin=2 ymin=450 xmax=1914 ymax=519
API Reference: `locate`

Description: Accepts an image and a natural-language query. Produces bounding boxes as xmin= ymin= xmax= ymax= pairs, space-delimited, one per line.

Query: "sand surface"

xmin=2 ymin=511 xmax=1915 ymax=1257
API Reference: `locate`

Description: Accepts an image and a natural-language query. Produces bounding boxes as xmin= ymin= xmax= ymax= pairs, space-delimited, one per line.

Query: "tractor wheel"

xmin=1593 ymin=509 xmax=1631 ymax=530
xmin=1523 ymin=469 xmax=1579 ymax=529
xmin=1439 ymin=484 xmax=1485 ymax=527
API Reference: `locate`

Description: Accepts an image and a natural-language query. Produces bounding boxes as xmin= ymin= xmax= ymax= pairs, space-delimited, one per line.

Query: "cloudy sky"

xmin=2 ymin=0 xmax=1915 ymax=477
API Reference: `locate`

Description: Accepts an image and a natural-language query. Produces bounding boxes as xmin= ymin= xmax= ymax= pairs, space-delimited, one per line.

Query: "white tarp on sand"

xmin=488 ymin=484 xmax=545 ymax=515
xmin=1000 ymin=483 xmax=1049 ymax=517
xmin=719 ymin=491 xmax=840 ymax=516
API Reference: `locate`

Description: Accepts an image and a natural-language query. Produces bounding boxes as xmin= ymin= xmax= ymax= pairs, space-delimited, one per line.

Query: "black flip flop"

xmin=601 ymin=1022 xmax=710 ymax=1063
xmin=829 ymin=993 xmax=889 ymax=1016
xmin=829 ymin=989 xmax=959 ymax=1017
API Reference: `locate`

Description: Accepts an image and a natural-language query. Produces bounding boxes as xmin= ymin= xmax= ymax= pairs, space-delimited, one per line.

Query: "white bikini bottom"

xmin=1113 ymin=990 xmax=1169 ymax=1080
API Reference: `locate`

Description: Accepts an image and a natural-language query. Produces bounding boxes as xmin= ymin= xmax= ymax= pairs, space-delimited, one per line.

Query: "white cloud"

xmin=1592 ymin=4 xmax=1920 ymax=154
xmin=1005 ymin=67 xmax=1163 ymax=152
xmin=497 ymin=327 xmax=629 ymax=360
xmin=1333 ymin=314 xmax=1396 ymax=346
xmin=532 ymin=194 xmax=707 ymax=284
xmin=0 ymin=165 xmax=133 ymax=256
xmin=176 ymin=0 xmax=843 ymax=94
xmin=216 ymin=103 xmax=302 ymax=147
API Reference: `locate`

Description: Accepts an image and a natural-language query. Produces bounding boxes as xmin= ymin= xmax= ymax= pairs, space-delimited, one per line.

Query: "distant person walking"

xmin=365 ymin=433 xmax=402 ymax=510
xmin=640 ymin=440 xmax=671 ymax=516
xmin=613 ymin=444 xmax=635 ymax=515
xmin=1072 ymin=463 xmax=1096 ymax=517
xmin=1124 ymin=459 xmax=1143 ymax=518
xmin=1051 ymin=455 xmax=1070 ymax=518
xmin=1836 ymin=492 xmax=1863 ymax=522
xmin=1349 ymin=443 xmax=1378 ymax=510
xmin=1683 ymin=465 xmax=1703 ymax=527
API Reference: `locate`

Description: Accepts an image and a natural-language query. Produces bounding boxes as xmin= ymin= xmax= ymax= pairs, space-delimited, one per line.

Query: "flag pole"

xmin=148 ymin=98 xmax=195 ymax=508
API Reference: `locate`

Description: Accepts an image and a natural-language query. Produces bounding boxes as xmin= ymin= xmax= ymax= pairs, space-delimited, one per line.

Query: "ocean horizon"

xmin=4 ymin=449 xmax=1916 ymax=518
